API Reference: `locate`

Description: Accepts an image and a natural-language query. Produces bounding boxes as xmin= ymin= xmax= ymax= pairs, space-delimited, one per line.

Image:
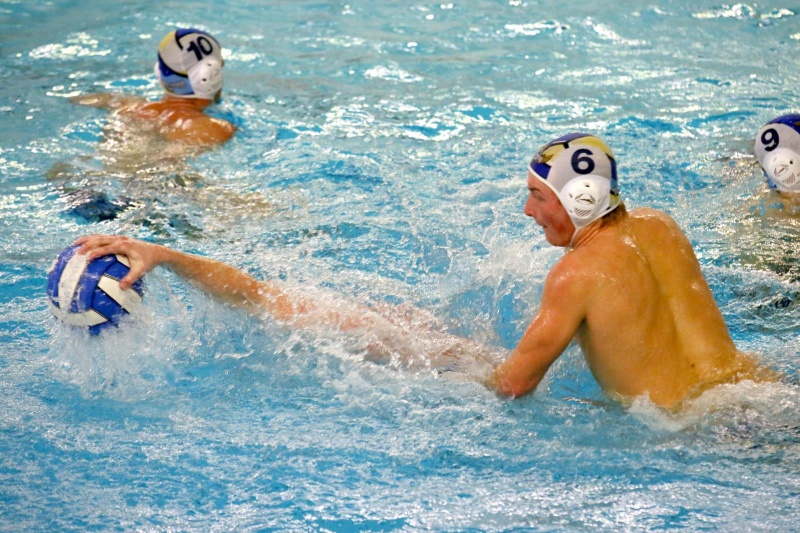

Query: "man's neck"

xmin=570 ymin=219 xmax=605 ymax=249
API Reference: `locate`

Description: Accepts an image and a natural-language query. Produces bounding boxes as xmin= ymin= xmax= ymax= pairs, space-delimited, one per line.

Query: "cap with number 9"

xmin=755 ymin=114 xmax=800 ymax=194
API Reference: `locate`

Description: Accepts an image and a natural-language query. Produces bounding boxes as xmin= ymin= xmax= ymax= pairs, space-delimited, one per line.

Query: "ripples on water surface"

xmin=1 ymin=1 xmax=799 ymax=530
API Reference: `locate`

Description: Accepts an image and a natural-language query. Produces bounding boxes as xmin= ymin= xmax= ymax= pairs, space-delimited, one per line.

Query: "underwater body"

xmin=1 ymin=1 xmax=800 ymax=530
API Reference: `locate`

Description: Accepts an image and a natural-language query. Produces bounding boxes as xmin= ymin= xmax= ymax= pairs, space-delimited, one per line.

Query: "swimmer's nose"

xmin=524 ymin=195 xmax=537 ymax=219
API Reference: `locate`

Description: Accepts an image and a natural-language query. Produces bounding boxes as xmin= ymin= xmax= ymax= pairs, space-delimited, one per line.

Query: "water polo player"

xmin=73 ymin=133 xmax=778 ymax=410
xmin=744 ymin=114 xmax=800 ymax=282
xmin=69 ymin=28 xmax=236 ymax=147
xmin=755 ymin=114 xmax=800 ymax=203
xmin=484 ymin=133 xmax=775 ymax=406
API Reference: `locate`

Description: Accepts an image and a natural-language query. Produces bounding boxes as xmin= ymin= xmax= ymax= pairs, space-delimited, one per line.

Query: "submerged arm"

xmin=68 ymin=93 xmax=145 ymax=110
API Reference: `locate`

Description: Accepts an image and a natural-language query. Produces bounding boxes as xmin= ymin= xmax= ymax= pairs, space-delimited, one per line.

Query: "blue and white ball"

xmin=46 ymin=244 xmax=145 ymax=335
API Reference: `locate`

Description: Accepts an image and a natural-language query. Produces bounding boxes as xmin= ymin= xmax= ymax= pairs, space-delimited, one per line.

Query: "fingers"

xmin=74 ymin=234 xmax=133 ymax=261
xmin=74 ymin=234 xmax=122 ymax=248
xmin=73 ymin=234 xmax=147 ymax=289
xmin=119 ymin=264 xmax=145 ymax=290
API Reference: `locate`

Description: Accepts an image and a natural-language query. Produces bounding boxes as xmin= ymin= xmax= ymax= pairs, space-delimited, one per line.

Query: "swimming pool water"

xmin=1 ymin=1 xmax=799 ymax=531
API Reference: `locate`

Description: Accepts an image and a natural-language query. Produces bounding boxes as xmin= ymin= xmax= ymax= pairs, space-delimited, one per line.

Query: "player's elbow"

xmin=499 ymin=382 xmax=536 ymax=399
xmin=487 ymin=372 xmax=538 ymax=399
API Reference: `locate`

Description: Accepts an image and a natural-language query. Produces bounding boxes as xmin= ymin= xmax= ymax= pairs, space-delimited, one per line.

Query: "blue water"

xmin=2 ymin=1 xmax=800 ymax=530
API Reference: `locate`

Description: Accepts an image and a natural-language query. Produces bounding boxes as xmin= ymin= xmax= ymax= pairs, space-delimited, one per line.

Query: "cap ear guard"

xmin=763 ymin=148 xmax=800 ymax=193
xmin=187 ymin=58 xmax=223 ymax=100
xmin=560 ymin=175 xmax=611 ymax=227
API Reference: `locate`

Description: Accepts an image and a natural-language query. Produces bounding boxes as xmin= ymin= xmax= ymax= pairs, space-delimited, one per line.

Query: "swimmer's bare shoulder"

xmin=68 ymin=92 xmax=146 ymax=110
xmin=70 ymin=94 xmax=236 ymax=146
xmin=628 ymin=206 xmax=676 ymax=226
xmin=131 ymin=102 xmax=236 ymax=145
xmin=627 ymin=207 xmax=694 ymax=251
xmin=162 ymin=114 xmax=237 ymax=145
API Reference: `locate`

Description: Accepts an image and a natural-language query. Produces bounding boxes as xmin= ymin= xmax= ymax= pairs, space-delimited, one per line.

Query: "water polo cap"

xmin=754 ymin=114 xmax=800 ymax=193
xmin=155 ymin=28 xmax=223 ymax=100
xmin=529 ymin=132 xmax=621 ymax=245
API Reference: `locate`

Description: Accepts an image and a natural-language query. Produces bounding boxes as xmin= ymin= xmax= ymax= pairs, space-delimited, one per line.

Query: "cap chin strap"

xmin=559 ymin=175 xmax=613 ymax=247
xmin=764 ymin=148 xmax=800 ymax=193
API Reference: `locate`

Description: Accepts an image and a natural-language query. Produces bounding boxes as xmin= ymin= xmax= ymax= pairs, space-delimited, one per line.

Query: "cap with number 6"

xmin=154 ymin=28 xmax=224 ymax=100
xmin=529 ymin=132 xmax=621 ymax=243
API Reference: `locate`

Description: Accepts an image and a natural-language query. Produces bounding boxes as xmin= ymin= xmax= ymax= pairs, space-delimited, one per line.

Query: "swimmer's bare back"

xmin=70 ymin=93 xmax=236 ymax=147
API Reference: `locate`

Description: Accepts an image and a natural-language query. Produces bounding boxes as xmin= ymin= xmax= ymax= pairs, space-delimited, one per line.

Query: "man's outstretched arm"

xmin=76 ymin=234 xmax=306 ymax=320
xmin=75 ymin=234 xmax=506 ymax=381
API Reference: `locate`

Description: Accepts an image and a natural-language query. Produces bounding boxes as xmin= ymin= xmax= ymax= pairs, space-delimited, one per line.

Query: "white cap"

xmin=529 ymin=133 xmax=621 ymax=243
xmin=755 ymin=115 xmax=800 ymax=193
xmin=154 ymin=28 xmax=223 ymax=100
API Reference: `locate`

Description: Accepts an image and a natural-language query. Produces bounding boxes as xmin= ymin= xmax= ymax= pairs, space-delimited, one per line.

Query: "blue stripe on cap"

xmin=530 ymin=161 xmax=551 ymax=179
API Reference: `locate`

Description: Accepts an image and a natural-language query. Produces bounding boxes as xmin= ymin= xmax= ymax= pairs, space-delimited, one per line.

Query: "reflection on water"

xmin=739 ymin=194 xmax=800 ymax=283
xmin=45 ymin=111 xmax=275 ymax=237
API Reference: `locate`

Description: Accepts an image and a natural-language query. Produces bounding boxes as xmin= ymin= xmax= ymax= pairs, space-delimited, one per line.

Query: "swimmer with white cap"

xmin=69 ymin=28 xmax=235 ymax=148
xmin=72 ymin=133 xmax=780 ymax=411
xmin=740 ymin=115 xmax=800 ymax=281
xmin=755 ymin=114 xmax=800 ymax=196
xmin=487 ymin=132 xmax=776 ymax=407
xmin=154 ymin=28 xmax=225 ymax=103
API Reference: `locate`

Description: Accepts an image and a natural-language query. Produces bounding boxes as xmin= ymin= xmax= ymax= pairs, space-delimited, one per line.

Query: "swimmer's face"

xmin=524 ymin=171 xmax=575 ymax=247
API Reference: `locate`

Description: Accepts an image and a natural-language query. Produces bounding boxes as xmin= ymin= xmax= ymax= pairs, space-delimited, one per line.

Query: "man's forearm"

xmin=157 ymin=246 xmax=303 ymax=319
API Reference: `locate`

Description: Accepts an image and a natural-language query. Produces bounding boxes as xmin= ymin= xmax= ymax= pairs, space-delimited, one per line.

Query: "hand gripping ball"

xmin=46 ymin=244 xmax=145 ymax=335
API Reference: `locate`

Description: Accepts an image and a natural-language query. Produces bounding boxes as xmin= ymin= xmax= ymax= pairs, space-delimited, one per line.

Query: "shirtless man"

xmin=57 ymin=28 xmax=260 ymax=228
xmin=69 ymin=28 xmax=235 ymax=148
xmin=488 ymin=133 xmax=773 ymax=407
xmin=72 ymin=134 xmax=774 ymax=409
